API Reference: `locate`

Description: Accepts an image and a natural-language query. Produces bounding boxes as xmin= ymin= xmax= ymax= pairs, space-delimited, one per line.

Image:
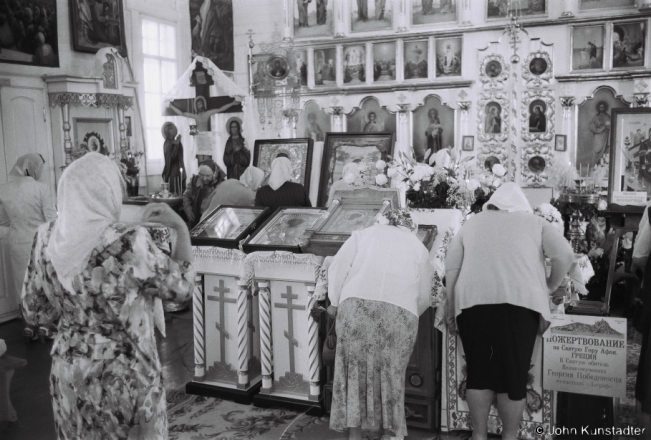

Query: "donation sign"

xmin=543 ymin=314 xmax=627 ymax=399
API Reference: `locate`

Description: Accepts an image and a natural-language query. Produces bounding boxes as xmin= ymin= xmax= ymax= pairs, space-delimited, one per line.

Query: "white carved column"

xmin=396 ymin=0 xmax=408 ymax=33
xmin=329 ymin=106 xmax=345 ymax=132
xmin=457 ymin=101 xmax=471 ymax=143
xmin=193 ymin=275 xmax=206 ymax=380
xmin=236 ymin=280 xmax=250 ymax=388
xmin=396 ymin=104 xmax=411 ymax=156
xmin=258 ymin=280 xmax=274 ymax=392
xmin=307 ymin=48 xmax=315 ymax=89
xmin=559 ymin=96 xmax=575 ymax=163
xmin=334 ymin=0 xmax=346 ymax=38
xmin=118 ymin=106 xmax=127 ymax=155
xmin=366 ymin=42 xmax=373 ymax=86
xmin=306 ymin=284 xmax=320 ymax=399
xmin=61 ymin=102 xmax=73 ymax=165
xmin=282 ymin=0 xmax=292 ymax=40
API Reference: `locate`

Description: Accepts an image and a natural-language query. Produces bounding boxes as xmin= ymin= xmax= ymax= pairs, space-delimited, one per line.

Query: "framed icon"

xmin=462 ymin=136 xmax=474 ymax=151
xmin=555 ymin=135 xmax=567 ymax=152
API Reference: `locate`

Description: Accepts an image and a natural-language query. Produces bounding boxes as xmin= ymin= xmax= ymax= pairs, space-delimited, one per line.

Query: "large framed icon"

xmin=253 ymin=138 xmax=314 ymax=194
xmin=190 ymin=206 xmax=270 ymax=248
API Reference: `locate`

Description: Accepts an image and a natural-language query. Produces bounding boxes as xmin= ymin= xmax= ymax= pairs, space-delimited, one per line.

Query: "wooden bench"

xmin=0 ymin=355 xmax=27 ymax=424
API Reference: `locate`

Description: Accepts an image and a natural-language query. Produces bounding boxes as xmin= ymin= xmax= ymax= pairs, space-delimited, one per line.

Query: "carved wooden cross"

xmin=274 ymin=286 xmax=305 ymax=374
xmin=207 ymin=279 xmax=236 ymax=364
xmin=163 ymin=60 xmax=243 ymax=130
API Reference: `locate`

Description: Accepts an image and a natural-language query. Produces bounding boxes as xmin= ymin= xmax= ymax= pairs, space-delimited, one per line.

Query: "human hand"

xmin=327 ymin=305 xmax=337 ymax=318
xmin=142 ymin=203 xmax=185 ymax=230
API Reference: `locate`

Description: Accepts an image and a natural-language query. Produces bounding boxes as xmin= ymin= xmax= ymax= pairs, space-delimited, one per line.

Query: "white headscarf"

xmin=483 ymin=182 xmax=533 ymax=214
xmin=240 ymin=166 xmax=265 ymax=191
xmin=47 ymin=153 xmax=123 ymax=288
xmin=268 ymin=157 xmax=294 ymax=191
xmin=10 ymin=153 xmax=44 ymax=180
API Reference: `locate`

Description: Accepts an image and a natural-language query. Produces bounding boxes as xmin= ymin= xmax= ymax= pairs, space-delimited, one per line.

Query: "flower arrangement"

xmin=377 ymin=208 xmax=416 ymax=231
xmin=533 ymin=203 xmax=565 ymax=235
xmin=343 ymin=159 xmax=390 ymax=188
xmin=468 ymin=163 xmax=507 ymax=213
xmin=386 ymin=149 xmax=477 ymax=210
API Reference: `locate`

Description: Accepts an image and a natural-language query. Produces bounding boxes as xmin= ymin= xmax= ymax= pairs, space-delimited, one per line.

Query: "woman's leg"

xmin=496 ymin=393 xmax=526 ymax=440
xmin=465 ymin=389 xmax=494 ymax=440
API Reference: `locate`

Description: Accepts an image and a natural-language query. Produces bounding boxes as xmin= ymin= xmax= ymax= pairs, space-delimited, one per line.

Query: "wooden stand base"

xmin=556 ymin=392 xmax=613 ymax=439
xmin=253 ymin=393 xmax=325 ymax=416
xmin=185 ymin=381 xmax=261 ymax=405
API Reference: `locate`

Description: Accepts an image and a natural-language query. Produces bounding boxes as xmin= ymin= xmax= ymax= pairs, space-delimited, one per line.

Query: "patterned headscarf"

xmin=239 ymin=166 xmax=265 ymax=191
xmin=47 ymin=153 xmax=122 ymax=288
xmin=377 ymin=208 xmax=418 ymax=233
xmin=10 ymin=153 xmax=45 ymax=180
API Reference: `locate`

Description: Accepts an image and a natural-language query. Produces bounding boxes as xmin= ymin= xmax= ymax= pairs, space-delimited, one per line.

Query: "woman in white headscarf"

xmin=254 ymin=156 xmax=311 ymax=214
xmin=445 ymin=183 xmax=573 ymax=440
xmin=326 ymin=162 xmax=359 ymax=207
xmin=0 ymin=154 xmax=56 ymax=325
xmin=328 ymin=209 xmax=434 ymax=440
xmin=202 ymin=166 xmax=266 ymax=219
xmin=21 ymin=153 xmax=195 ymax=439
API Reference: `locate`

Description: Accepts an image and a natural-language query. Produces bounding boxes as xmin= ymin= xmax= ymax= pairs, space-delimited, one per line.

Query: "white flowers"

xmin=377 ymin=215 xmax=390 ymax=225
xmin=375 ymin=173 xmax=388 ymax=186
xmin=492 ymin=164 xmax=506 ymax=177
xmin=598 ymin=199 xmax=607 ymax=211
xmin=343 ymin=172 xmax=357 ymax=184
xmin=375 ymin=160 xmax=387 ymax=170
xmin=387 ymin=167 xmax=399 ymax=178
xmin=413 ymin=182 xmax=421 ymax=192
xmin=467 ymin=179 xmax=481 ymax=191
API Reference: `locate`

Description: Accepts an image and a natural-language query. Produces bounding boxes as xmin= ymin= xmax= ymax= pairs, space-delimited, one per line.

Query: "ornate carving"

xmin=634 ymin=93 xmax=649 ymax=107
xmin=521 ymin=90 xmax=555 ymax=142
xmin=205 ymin=360 xmax=238 ymax=384
xmin=559 ymin=96 xmax=575 ymax=108
xmin=48 ymin=92 xmax=133 ymax=110
xmin=477 ymin=92 xmax=509 ymax=143
xmin=103 ymin=54 xmax=117 ymax=89
xmin=274 ymin=371 xmax=310 ymax=396
xmin=477 ymin=144 xmax=510 ymax=175
xmin=521 ymin=142 xmax=553 ymax=187
xmin=479 ymin=54 xmax=510 ymax=89
xmin=522 ymin=51 xmax=553 ymax=87
xmin=457 ymin=101 xmax=471 ymax=112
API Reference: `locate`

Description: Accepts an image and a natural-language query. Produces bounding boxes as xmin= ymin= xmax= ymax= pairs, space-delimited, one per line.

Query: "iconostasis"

xmin=247 ymin=0 xmax=651 ymax=201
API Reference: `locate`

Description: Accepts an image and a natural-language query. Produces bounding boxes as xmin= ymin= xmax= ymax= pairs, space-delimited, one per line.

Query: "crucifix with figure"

xmin=274 ymin=286 xmax=306 ymax=374
xmin=207 ymin=279 xmax=237 ymax=365
xmin=164 ymin=60 xmax=243 ymax=162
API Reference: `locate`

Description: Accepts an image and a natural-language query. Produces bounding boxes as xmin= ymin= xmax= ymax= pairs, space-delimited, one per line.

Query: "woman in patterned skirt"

xmin=327 ymin=209 xmax=434 ymax=440
xmin=21 ymin=153 xmax=195 ymax=439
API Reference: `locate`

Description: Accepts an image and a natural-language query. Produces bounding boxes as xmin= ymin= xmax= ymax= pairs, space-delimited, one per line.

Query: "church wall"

xmin=231 ymin=0 xmax=651 ymax=198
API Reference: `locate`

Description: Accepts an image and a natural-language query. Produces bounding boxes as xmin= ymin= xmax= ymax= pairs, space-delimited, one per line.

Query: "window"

xmin=142 ymin=19 xmax=177 ymax=162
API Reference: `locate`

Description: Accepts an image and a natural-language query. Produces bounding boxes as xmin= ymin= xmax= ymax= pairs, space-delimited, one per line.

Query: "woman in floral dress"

xmin=327 ymin=209 xmax=434 ymax=440
xmin=22 ymin=153 xmax=195 ymax=440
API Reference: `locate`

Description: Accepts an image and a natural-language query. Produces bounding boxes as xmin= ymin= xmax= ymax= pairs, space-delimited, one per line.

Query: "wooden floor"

xmin=0 ymin=310 xmax=195 ymax=440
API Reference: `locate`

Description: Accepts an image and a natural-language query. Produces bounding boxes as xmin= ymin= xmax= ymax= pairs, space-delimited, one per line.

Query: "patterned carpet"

xmin=166 ymin=389 xmax=452 ymax=440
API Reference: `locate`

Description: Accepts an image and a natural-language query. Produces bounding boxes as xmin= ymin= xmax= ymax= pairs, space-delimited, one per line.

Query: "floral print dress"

xmin=22 ymin=222 xmax=195 ymax=440
xmin=330 ymin=298 xmax=418 ymax=438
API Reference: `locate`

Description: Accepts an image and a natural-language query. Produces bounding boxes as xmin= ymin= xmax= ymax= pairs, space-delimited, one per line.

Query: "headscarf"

xmin=240 ymin=166 xmax=265 ymax=191
xmin=268 ymin=157 xmax=294 ymax=191
xmin=377 ymin=208 xmax=418 ymax=234
xmin=10 ymin=153 xmax=44 ymax=180
xmin=199 ymin=159 xmax=217 ymax=173
xmin=47 ymin=153 xmax=123 ymax=287
xmin=483 ymin=182 xmax=533 ymax=214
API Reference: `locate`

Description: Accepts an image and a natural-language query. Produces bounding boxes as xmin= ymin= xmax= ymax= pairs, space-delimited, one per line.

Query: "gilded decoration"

xmin=49 ymin=93 xmax=133 ymax=110
xmin=522 ymin=51 xmax=553 ymax=87
xmin=477 ymin=143 xmax=510 ymax=175
xmin=521 ymin=142 xmax=553 ymax=187
xmin=520 ymin=90 xmax=555 ymax=142
xmin=479 ymin=54 xmax=509 ymax=89
xmin=477 ymin=93 xmax=509 ymax=143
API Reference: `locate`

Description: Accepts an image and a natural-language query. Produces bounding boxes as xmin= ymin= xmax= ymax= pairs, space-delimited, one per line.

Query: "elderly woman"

xmin=328 ymin=209 xmax=434 ymax=440
xmin=21 ymin=153 xmax=195 ymax=439
xmin=182 ymin=159 xmax=225 ymax=227
xmin=201 ymin=166 xmax=266 ymax=219
xmin=445 ymin=183 xmax=573 ymax=440
xmin=0 ymin=154 xmax=56 ymax=327
xmin=255 ymin=157 xmax=311 ymax=214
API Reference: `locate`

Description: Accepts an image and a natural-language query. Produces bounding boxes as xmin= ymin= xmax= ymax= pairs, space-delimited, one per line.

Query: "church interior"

xmin=2 ymin=0 xmax=651 ymax=439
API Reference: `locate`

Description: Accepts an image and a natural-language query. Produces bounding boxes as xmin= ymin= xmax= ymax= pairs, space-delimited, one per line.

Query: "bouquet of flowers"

xmin=468 ymin=163 xmax=506 ymax=213
xmin=386 ymin=148 xmax=476 ymax=209
xmin=343 ymin=159 xmax=390 ymax=187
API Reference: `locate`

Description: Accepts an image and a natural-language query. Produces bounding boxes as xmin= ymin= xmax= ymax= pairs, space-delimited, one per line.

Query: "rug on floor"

xmin=166 ymin=389 xmax=451 ymax=440
xmin=613 ymin=335 xmax=645 ymax=440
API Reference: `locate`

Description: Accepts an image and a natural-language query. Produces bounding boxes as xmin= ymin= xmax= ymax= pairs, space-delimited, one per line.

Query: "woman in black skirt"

xmin=445 ymin=183 xmax=574 ymax=440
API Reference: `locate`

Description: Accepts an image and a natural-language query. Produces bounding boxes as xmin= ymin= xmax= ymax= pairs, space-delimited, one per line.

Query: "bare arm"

xmin=167 ymin=102 xmax=194 ymax=119
xmin=204 ymin=101 xmax=240 ymax=118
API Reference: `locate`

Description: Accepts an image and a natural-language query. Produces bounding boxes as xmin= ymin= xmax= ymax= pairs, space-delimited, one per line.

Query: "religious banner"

xmin=543 ymin=314 xmax=627 ymax=399
xmin=190 ymin=0 xmax=234 ymax=72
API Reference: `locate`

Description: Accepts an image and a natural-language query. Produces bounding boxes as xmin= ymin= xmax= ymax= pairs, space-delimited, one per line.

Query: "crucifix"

xmin=164 ymin=60 xmax=243 ymax=161
xmin=207 ymin=279 xmax=236 ymax=364
xmin=274 ymin=286 xmax=305 ymax=374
